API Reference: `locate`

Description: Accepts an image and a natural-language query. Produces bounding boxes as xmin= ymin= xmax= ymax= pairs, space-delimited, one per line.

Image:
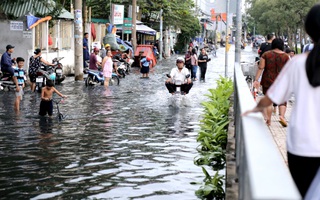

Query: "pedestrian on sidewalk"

xmin=243 ymin=4 xmax=320 ymax=198
xmin=253 ymin=38 xmax=290 ymax=126
xmin=198 ymin=48 xmax=211 ymax=82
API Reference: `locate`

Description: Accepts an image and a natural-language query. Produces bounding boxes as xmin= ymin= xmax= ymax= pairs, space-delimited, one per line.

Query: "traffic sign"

xmin=123 ymin=17 xmax=132 ymax=34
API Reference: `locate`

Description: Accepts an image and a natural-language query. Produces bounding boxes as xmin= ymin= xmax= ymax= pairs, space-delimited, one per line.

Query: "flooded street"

xmin=0 ymin=46 xmax=255 ymax=199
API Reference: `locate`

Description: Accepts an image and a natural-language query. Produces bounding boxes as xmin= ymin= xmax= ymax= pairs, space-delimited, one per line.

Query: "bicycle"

xmin=52 ymin=98 xmax=65 ymax=120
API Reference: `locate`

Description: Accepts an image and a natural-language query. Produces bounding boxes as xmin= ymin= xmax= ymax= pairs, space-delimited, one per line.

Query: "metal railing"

xmin=233 ymin=62 xmax=301 ymax=199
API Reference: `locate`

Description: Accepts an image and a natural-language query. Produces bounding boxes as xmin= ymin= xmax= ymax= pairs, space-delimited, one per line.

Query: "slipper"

xmin=279 ymin=118 xmax=287 ymax=127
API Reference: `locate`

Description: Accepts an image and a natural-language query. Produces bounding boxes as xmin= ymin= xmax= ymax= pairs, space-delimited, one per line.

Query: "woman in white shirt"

xmin=243 ymin=4 xmax=320 ymax=198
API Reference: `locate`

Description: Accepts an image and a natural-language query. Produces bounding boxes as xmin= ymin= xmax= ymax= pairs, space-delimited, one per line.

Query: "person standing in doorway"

xmin=198 ymin=48 xmax=211 ymax=82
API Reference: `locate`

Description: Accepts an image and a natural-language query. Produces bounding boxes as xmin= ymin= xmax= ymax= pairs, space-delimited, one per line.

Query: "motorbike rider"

xmin=165 ymin=57 xmax=193 ymax=95
xmin=89 ymin=47 xmax=102 ymax=70
xmin=29 ymin=48 xmax=54 ymax=92
xmin=0 ymin=45 xmax=17 ymax=81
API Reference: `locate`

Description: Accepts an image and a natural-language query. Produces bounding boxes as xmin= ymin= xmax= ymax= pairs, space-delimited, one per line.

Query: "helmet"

xmin=146 ymin=57 xmax=151 ymax=62
xmin=105 ymin=44 xmax=110 ymax=48
xmin=176 ymin=57 xmax=185 ymax=63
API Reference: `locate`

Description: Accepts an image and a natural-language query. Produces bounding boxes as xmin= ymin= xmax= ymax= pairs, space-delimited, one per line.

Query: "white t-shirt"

xmin=267 ymin=54 xmax=320 ymax=157
xmin=170 ymin=67 xmax=190 ymax=82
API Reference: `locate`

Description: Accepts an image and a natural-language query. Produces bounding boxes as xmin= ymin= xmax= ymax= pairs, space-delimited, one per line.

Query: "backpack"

xmin=259 ymin=42 xmax=272 ymax=57
xmin=29 ymin=56 xmax=41 ymax=75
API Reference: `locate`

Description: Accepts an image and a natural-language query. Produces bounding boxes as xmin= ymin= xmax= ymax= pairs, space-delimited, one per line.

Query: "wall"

xmin=0 ymin=20 xmax=33 ymax=70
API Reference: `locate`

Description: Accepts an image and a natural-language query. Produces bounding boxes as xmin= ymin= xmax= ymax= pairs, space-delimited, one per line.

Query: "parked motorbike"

xmin=84 ymin=68 xmax=119 ymax=87
xmin=35 ymin=65 xmax=56 ymax=93
xmin=0 ymin=71 xmax=16 ymax=91
xmin=113 ymin=58 xmax=127 ymax=78
xmin=52 ymin=57 xmax=66 ymax=84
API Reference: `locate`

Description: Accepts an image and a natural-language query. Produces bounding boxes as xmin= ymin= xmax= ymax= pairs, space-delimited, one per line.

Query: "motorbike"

xmin=166 ymin=74 xmax=191 ymax=107
xmin=112 ymin=54 xmax=132 ymax=76
xmin=113 ymin=58 xmax=127 ymax=78
xmin=52 ymin=57 xmax=66 ymax=84
xmin=84 ymin=68 xmax=120 ymax=87
xmin=0 ymin=71 xmax=16 ymax=91
xmin=35 ymin=65 xmax=56 ymax=93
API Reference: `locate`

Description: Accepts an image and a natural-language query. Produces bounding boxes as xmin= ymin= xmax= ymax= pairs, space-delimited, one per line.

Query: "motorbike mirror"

xmin=186 ymin=74 xmax=190 ymax=78
xmin=166 ymin=74 xmax=171 ymax=78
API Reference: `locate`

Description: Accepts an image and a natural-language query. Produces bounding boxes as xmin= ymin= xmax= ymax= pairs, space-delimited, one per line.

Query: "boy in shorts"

xmin=39 ymin=80 xmax=66 ymax=117
xmin=14 ymin=57 xmax=26 ymax=112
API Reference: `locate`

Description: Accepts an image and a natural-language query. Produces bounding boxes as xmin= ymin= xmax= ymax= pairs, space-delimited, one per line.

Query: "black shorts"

xmin=29 ymin=74 xmax=37 ymax=83
xmin=39 ymin=100 xmax=53 ymax=116
xmin=140 ymin=66 xmax=150 ymax=74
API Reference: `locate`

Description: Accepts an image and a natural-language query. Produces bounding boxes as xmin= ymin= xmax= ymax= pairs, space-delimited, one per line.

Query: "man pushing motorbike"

xmin=165 ymin=57 xmax=193 ymax=95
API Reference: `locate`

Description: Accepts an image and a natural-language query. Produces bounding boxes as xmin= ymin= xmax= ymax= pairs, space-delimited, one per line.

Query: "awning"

xmin=136 ymin=24 xmax=156 ymax=35
xmin=1 ymin=0 xmax=74 ymax=19
xmin=116 ymin=23 xmax=157 ymax=35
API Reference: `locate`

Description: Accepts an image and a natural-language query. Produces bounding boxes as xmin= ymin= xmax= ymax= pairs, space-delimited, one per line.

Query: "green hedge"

xmin=194 ymin=76 xmax=233 ymax=200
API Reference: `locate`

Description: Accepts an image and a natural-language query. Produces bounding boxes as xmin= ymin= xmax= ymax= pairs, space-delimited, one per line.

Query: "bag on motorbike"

xmin=103 ymin=33 xmax=120 ymax=50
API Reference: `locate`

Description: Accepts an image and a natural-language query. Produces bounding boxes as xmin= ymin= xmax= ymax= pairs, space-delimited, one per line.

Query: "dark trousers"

xmin=199 ymin=65 xmax=207 ymax=80
xmin=165 ymin=82 xmax=193 ymax=94
xmin=288 ymin=151 xmax=320 ymax=198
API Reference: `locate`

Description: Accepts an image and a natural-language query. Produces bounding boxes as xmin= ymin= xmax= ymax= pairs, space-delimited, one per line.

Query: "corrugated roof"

xmin=2 ymin=0 xmax=73 ymax=19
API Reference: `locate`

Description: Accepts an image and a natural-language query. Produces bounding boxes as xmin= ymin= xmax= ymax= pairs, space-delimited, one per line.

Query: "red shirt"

xmin=89 ymin=53 xmax=98 ymax=70
xmin=261 ymin=50 xmax=289 ymax=88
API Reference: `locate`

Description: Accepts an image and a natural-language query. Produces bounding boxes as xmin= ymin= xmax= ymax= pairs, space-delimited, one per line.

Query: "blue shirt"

xmin=141 ymin=58 xmax=150 ymax=67
xmin=83 ymin=38 xmax=90 ymax=60
xmin=14 ymin=67 xmax=25 ymax=86
xmin=0 ymin=52 xmax=13 ymax=70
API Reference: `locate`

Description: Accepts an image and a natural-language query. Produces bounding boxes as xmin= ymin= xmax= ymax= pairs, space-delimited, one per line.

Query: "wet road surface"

xmin=0 ymin=46 xmax=256 ymax=199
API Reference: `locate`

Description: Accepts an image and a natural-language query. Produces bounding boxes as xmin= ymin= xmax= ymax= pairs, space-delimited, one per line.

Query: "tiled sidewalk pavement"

xmin=256 ymin=96 xmax=293 ymax=165
xmin=268 ymin=100 xmax=293 ymax=165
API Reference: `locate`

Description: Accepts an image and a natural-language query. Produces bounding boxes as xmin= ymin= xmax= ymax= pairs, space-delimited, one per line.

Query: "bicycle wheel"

xmin=109 ymin=75 xmax=120 ymax=86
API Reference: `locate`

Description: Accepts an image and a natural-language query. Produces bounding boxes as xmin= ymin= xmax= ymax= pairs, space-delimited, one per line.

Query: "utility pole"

xmin=132 ymin=0 xmax=137 ymax=52
xmin=159 ymin=9 xmax=163 ymax=61
xmin=225 ymin=0 xmax=230 ymax=77
xmin=74 ymin=0 xmax=83 ymax=81
xmin=235 ymin=0 xmax=242 ymax=63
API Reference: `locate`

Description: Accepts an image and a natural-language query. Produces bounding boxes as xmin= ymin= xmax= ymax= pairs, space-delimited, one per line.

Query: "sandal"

xmin=279 ymin=117 xmax=288 ymax=127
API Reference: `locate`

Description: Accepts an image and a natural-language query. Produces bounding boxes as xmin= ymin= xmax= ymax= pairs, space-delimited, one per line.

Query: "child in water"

xmin=140 ymin=56 xmax=151 ymax=78
xmin=39 ymin=80 xmax=66 ymax=117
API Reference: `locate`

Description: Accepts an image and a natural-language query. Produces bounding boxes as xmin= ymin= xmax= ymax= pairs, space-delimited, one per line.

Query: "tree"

xmin=246 ymin=0 xmax=318 ymax=51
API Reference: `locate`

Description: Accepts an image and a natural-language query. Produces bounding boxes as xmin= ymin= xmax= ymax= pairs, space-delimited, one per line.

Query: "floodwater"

xmin=0 ymin=46 xmax=255 ymax=199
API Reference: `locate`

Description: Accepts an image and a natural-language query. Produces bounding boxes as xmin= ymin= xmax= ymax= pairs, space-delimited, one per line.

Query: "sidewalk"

xmin=268 ymin=99 xmax=294 ymax=165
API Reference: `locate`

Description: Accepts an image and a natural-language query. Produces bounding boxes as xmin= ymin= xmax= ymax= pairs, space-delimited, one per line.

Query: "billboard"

xmin=112 ymin=4 xmax=124 ymax=24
